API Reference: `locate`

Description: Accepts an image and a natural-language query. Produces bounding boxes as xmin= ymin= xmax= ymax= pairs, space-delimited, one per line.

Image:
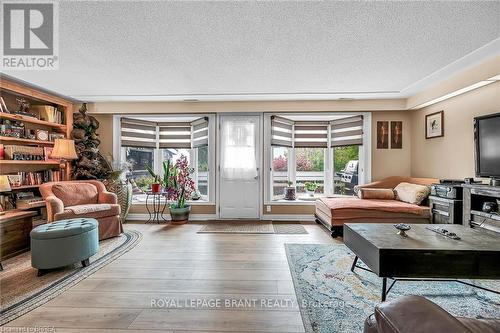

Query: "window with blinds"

xmin=158 ymin=122 xmax=192 ymax=149
xmin=330 ymin=115 xmax=364 ymax=147
xmin=270 ymin=115 xmax=363 ymax=148
xmin=271 ymin=116 xmax=293 ymax=147
xmin=294 ymin=121 xmax=328 ymax=148
xmin=121 ymin=116 xmax=210 ymax=149
xmin=191 ymin=117 xmax=209 ymax=148
xmin=120 ymin=118 xmax=157 ymax=148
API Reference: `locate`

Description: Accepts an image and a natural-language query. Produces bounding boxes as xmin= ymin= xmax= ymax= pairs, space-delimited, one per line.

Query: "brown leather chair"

xmin=364 ymin=295 xmax=500 ymax=333
xmin=40 ymin=180 xmax=123 ymax=240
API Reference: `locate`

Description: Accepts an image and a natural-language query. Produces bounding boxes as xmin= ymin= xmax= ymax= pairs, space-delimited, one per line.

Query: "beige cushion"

xmin=358 ymin=188 xmax=395 ymax=200
xmin=55 ymin=204 xmax=120 ymax=220
xmin=394 ymin=182 xmax=430 ymax=205
xmin=52 ymin=183 xmax=99 ymax=206
xmin=67 ymin=204 xmax=112 ymax=215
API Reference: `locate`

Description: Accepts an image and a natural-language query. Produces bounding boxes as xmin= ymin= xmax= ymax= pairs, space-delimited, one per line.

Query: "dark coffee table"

xmin=343 ymin=223 xmax=500 ymax=301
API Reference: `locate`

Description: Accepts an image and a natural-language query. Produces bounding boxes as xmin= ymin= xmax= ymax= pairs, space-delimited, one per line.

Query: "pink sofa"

xmin=40 ymin=180 xmax=123 ymax=240
xmin=315 ymin=176 xmax=438 ymax=237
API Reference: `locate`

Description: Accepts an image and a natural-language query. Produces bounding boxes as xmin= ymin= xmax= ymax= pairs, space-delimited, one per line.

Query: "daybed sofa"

xmin=40 ymin=180 xmax=123 ymax=240
xmin=315 ymin=176 xmax=438 ymax=237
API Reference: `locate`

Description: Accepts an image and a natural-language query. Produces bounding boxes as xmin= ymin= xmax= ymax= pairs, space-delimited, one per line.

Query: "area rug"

xmin=0 ymin=229 xmax=142 ymax=325
xmin=285 ymin=244 xmax=500 ymax=333
xmin=198 ymin=221 xmax=308 ymax=234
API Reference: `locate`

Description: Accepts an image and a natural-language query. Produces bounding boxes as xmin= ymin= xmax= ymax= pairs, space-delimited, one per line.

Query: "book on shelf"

xmin=30 ymin=105 xmax=64 ymax=124
xmin=13 ymin=170 xmax=63 ymax=186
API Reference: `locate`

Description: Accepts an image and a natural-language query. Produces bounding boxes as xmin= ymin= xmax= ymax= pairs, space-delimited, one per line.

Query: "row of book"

xmin=32 ymin=105 xmax=64 ymax=124
xmin=9 ymin=170 xmax=64 ymax=187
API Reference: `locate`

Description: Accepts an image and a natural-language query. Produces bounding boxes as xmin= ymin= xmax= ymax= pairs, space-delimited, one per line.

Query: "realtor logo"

xmin=1 ymin=1 xmax=59 ymax=70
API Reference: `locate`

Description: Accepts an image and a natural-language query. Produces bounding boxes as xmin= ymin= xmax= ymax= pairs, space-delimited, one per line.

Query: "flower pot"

xmin=169 ymin=205 xmax=191 ymax=224
xmin=284 ymin=186 xmax=296 ymax=200
xmin=306 ymin=189 xmax=315 ymax=197
xmin=151 ymin=183 xmax=161 ymax=193
xmin=103 ymin=178 xmax=133 ymax=222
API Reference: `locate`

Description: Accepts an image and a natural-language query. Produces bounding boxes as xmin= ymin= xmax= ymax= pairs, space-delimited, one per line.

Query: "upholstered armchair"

xmin=40 ymin=180 xmax=123 ymax=240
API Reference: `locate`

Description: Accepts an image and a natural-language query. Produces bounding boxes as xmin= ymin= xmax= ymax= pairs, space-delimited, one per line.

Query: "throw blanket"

xmin=318 ymin=197 xmax=427 ymax=216
xmin=67 ymin=204 xmax=111 ymax=215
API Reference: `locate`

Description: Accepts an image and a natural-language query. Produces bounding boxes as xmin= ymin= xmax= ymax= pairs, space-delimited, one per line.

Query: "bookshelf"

xmin=0 ymin=77 xmax=73 ymax=205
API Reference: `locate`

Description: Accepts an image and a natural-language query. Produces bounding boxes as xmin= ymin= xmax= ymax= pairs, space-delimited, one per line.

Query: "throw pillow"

xmin=358 ymin=188 xmax=395 ymax=200
xmin=393 ymin=182 xmax=430 ymax=205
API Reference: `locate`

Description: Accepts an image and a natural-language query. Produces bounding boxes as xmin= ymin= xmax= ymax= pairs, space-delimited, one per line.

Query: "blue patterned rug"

xmin=285 ymin=244 xmax=500 ymax=333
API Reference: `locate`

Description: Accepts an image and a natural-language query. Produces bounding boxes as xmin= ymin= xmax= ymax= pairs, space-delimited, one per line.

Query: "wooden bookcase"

xmin=0 ymin=78 xmax=73 ymax=179
xmin=0 ymin=77 xmax=73 ymax=197
xmin=0 ymin=78 xmax=74 ymax=262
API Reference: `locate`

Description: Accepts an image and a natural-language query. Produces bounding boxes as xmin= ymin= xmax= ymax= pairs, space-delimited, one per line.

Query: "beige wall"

xmin=410 ymin=81 xmax=500 ymax=179
xmin=371 ymin=111 xmax=412 ymax=180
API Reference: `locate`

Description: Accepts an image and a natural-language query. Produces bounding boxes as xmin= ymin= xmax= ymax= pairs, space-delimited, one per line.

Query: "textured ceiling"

xmin=3 ymin=1 xmax=500 ymax=101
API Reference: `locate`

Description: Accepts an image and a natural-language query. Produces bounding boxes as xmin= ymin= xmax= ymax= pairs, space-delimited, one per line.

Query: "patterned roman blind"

xmin=158 ymin=122 xmax=192 ymax=149
xmin=191 ymin=117 xmax=209 ymax=148
xmin=294 ymin=121 xmax=329 ymax=148
xmin=330 ymin=115 xmax=364 ymax=147
xmin=271 ymin=116 xmax=294 ymax=147
xmin=120 ymin=118 xmax=157 ymax=148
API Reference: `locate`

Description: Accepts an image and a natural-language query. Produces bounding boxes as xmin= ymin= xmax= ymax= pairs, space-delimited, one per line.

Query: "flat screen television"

xmin=474 ymin=112 xmax=500 ymax=181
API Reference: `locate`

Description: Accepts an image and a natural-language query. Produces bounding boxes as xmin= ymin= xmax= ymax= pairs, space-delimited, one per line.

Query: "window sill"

xmin=266 ymin=194 xmax=353 ymax=205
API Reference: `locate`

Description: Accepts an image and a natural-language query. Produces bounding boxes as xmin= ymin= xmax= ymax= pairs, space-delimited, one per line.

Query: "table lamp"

xmin=51 ymin=139 xmax=78 ymax=180
xmin=0 ymin=175 xmax=12 ymax=215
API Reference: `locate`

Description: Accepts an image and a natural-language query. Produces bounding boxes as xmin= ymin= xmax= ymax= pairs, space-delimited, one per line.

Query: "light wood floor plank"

xmin=129 ymin=309 xmax=305 ymax=332
xmin=94 ymin=267 xmax=292 ymax=281
xmin=111 ymin=259 xmax=290 ymax=270
xmin=7 ymin=307 xmax=142 ymax=329
xmin=46 ymin=291 xmax=298 ymax=311
xmin=71 ymin=278 xmax=283 ymax=294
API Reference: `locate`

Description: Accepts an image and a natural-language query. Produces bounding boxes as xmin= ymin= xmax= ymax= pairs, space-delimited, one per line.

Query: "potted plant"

xmin=284 ymin=180 xmax=296 ymax=200
xmin=304 ymin=182 xmax=318 ymax=197
xmin=145 ymin=164 xmax=162 ymax=193
xmin=164 ymin=155 xmax=196 ymax=224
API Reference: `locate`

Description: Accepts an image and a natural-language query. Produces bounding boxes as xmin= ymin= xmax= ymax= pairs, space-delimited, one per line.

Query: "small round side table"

xmin=145 ymin=191 xmax=168 ymax=223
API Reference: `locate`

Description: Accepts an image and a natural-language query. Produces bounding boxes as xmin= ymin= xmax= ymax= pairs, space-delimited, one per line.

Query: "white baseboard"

xmin=126 ymin=213 xmax=217 ymax=222
xmin=261 ymin=214 xmax=315 ymax=221
xmin=126 ymin=213 xmax=315 ymax=222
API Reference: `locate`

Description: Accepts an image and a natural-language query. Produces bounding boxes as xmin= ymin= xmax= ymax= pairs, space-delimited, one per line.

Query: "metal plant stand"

xmin=145 ymin=191 xmax=168 ymax=223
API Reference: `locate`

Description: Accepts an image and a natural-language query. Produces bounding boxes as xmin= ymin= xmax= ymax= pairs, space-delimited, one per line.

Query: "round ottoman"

xmin=31 ymin=218 xmax=99 ymax=276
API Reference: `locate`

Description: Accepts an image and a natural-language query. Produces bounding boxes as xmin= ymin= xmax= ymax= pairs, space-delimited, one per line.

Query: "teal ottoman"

xmin=31 ymin=218 xmax=99 ymax=276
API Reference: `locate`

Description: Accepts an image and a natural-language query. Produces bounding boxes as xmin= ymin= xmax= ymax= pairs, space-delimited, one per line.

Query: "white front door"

xmin=219 ymin=115 xmax=260 ymax=219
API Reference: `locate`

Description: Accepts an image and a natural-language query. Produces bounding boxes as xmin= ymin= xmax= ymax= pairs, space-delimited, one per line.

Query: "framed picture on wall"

xmin=426 ymin=111 xmax=444 ymax=139
xmin=377 ymin=121 xmax=389 ymax=149
xmin=390 ymin=121 xmax=403 ymax=149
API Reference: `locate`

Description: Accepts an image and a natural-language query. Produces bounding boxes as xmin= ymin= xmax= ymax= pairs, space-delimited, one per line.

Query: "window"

xmin=272 ymin=147 xmax=288 ymax=200
xmin=333 ymin=145 xmax=359 ymax=195
xmin=125 ymin=147 xmax=154 ymax=192
xmin=196 ymin=146 xmax=209 ymax=197
xmin=267 ymin=114 xmax=368 ymax=202
xmin=119 ymin=115 xmax=214 ymax=202
xmin=296 ymin=148 xmax=325 ymax=195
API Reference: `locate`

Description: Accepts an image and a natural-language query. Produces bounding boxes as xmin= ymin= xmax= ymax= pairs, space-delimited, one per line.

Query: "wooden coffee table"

xmin=343 ymin=223 xmax=500 ymax=301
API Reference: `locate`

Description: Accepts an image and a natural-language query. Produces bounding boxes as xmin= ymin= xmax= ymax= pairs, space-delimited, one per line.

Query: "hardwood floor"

xmin=4 ymin=221 xmax=339 ymax=332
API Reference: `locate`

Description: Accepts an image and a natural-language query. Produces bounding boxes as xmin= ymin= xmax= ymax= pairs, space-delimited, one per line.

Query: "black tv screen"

xmin=475 ymin=113 xmax=500 ymax=178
